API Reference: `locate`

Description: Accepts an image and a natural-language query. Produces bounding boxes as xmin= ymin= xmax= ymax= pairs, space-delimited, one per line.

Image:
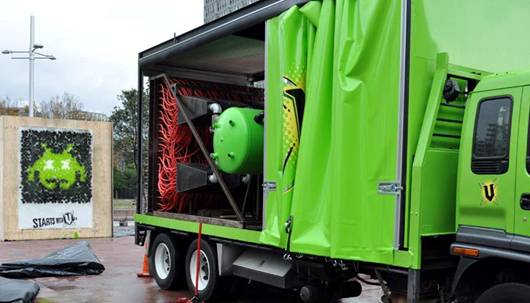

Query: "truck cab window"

xmin=472 ymin=97 xmax=512 ymax=174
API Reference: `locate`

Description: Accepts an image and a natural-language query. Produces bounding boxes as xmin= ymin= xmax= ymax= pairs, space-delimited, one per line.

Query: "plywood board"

xmin=0 ymin=116 xmax=112 ymax=240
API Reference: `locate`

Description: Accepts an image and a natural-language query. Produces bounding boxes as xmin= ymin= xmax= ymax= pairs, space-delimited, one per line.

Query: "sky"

xmin=0 ymin=0 xmax=204 ymax=115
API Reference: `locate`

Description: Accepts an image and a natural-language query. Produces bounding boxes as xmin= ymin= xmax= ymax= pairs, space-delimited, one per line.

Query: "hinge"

xmin=284 ymin=216 xmax=293 ymax=234
xmin=283 ymin=216 xmax=294 ymax=261
xmin=262 ymin=181 xmax=277 ymax=191
xmin=378 ymin=182 xmax=403 ymax=195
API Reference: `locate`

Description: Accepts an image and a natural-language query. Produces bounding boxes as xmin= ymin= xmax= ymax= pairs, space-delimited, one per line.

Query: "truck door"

xmin=514 ymin=86 xmax=530 ymax=237
xmin=457 ymin=87 xmax=521 ymax=233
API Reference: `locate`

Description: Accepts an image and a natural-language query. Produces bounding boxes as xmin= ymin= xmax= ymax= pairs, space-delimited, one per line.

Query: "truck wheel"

xmin=299 ymin=285 xmax=329 ymax=303
xmin=476 ymin=283 xmax=530 ymax=303
xmin=149 ymin=233 xmax=184 ymax=290
xmin=185 ymin=239 xmax=220 ymax=301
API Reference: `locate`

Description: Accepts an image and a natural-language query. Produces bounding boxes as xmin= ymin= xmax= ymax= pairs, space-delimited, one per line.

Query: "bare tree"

xmin=37 ymin=92 xmax=84 ymax=119
xmin=0 ymin=97 xmax=26 ymax=116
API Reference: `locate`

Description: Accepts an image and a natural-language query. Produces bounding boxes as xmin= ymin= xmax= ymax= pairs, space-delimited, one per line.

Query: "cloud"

xmin=0 ymin=0 xmax=203 ymax=115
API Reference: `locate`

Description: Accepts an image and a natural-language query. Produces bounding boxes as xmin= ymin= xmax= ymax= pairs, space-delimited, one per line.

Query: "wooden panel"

xmin=0 ymin=116 xmax=113 ymax=240
xmin=153 ymin=211 xmax=244 ymax=228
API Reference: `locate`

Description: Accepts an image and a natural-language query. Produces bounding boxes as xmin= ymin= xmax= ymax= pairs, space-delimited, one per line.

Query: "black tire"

xmin=149 ymin=233 xmax=185 ymax=290
xmin=185 ymin=239 xmax=220 ymax=301
xmin=475 ymin=283 xmax=530 ymax=303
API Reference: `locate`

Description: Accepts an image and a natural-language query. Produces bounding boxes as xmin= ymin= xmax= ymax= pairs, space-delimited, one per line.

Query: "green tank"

xmin=212 ymin=107 xmax=264 ymax=174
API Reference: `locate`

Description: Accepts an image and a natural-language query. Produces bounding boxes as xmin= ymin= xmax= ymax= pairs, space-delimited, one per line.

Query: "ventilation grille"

xmin=430 ymin=102 xmax=465 ymax=149
xmin=471 ymin=159 xmax=508 ymax=174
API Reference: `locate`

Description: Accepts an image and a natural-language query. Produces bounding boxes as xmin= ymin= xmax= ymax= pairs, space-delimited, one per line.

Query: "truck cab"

xmin=452 ymin=71 xmax=530 ymax=302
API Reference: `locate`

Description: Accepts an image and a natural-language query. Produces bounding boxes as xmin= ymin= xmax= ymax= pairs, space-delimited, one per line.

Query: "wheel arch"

xmin=452 ymin=256 xmax=530 ymax=299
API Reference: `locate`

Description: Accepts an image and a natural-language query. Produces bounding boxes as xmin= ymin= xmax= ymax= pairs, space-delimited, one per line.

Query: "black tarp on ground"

xmin=0 ymin=241 xmax=105 ymax=278
xmin=0 ymin=277 xmax=40 ymax=303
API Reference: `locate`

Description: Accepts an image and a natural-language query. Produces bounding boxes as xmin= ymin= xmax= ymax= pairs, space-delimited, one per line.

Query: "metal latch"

xmin=262 ymin=181 xmax=277 ymax=191
xmin=378 ymin=182 xmax=403 ymax=195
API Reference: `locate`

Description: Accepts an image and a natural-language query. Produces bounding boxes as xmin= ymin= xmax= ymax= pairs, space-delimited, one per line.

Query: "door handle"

xmin=520 ymin=194 xmax=530 ymax=210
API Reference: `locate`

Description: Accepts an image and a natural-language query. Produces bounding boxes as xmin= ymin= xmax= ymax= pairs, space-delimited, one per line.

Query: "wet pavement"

xmin=112 ymin=224 xmax=135 ymax=238
xmin=0 ymin=237 xmax=180 ymax=303
xmin=0 ymin=236 xmax=381 ymax=302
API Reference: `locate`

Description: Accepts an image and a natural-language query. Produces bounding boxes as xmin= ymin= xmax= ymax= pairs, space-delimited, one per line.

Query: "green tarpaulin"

xmin=262 ymin=0 xmax=402 ymax=265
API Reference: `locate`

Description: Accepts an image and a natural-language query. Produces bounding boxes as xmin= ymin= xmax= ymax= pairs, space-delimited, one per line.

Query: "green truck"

xmin=134 ymin=0 xmax=530 ymax=302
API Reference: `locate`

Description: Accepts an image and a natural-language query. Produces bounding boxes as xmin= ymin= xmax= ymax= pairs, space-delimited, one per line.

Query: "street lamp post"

xmin=2 ymin=16 xmax=56 ymax=117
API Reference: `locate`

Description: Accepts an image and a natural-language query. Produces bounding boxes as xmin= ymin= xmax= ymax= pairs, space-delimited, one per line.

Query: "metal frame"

xmin=394 ymin=0 xmax=412 ymax=250
xmin=138 ymin=0 xmax=308 ymax=70
xmin=146 ymin=77 xmax=161 ymax=214
xmin=407 ymin=269 xmax=421 ymax=303
xmin=137 ymin=63 xmax=144 ymax=215
xmin=146 ymin=65 xmax=252 ymax=86
xmin=135 ymin=63 xmax=144 ymax=246
xmin=262 ymin=20 xmax=269 ymax=226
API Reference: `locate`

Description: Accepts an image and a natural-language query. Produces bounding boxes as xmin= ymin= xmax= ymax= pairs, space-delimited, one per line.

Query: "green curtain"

xmin=262 ymin=0 xmax=403 ymax=265
xmin=260 ymin=5 xmax=314 ymax=247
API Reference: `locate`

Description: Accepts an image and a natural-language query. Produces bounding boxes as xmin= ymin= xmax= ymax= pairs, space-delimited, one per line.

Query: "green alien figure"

xmin=27 ymin=143 xmax=87 ymax=190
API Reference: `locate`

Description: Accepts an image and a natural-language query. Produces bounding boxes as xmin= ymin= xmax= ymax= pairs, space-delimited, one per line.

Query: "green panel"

xmin=456 ymin=87 xmax=521 ymax=232
xmin=417 ymin=150 xmax=459 ymax=235
xmin=212 ymin=107 xmax=264 ymax=174
xmin=135 ymin=214 xmax=262 ymax=244
xmin=514 ymin=86 xmax=530 ymax=237
xmin=409 ymin=54 xmax=458 ymax=268
xmin=474 ymin=71 xmax=530 ymax=93
xmin=406 ymin=0 xmax=530 ymax=267
xmin=412 ymin=0 xmax=530 ymax=73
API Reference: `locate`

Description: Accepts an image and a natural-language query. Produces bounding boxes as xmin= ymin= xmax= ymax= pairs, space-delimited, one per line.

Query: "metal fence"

xmin=204 ymin=0 xmax=259 ymax=23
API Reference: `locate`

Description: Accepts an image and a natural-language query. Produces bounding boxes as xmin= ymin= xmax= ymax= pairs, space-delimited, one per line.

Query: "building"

xmin=204 ymin=0 xmax=259 ymax=23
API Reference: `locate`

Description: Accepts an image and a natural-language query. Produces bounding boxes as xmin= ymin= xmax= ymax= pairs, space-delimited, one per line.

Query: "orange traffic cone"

xmin=137 ymin=233 xmax=150 ymax=278
xmin=137 ymin=253 xmax=150 ymax=277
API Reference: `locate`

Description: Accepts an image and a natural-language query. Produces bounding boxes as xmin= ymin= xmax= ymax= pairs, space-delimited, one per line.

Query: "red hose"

xmin=156 ymin=78 xmax=264 ymax=212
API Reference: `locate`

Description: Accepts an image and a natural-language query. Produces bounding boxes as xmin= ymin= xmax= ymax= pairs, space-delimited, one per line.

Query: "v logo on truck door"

xmin=480 ymin=181 xmax=497 ymax=204
xmin=484 ymin=184 xmax=495 ymax=201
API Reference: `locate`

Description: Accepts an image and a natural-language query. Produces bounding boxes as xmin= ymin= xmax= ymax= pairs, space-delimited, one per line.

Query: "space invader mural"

xmin=18 ymin=128 xmax=93 ymax=229
xmin=27 ymin=144 xmax=87 ymax=191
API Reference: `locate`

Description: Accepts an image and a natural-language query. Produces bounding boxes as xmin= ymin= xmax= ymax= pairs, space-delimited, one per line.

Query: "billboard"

xmin=18 ymin=127 xmax=93 ymax=230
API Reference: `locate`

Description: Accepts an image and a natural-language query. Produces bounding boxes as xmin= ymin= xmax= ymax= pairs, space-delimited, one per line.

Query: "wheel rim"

xmin=189 ymin=249 xmax=210 ymax=291
xmin=154 ymin=243 xmax=171 ymax=279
